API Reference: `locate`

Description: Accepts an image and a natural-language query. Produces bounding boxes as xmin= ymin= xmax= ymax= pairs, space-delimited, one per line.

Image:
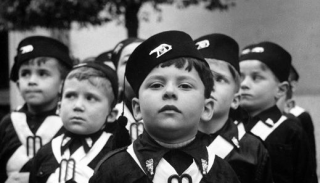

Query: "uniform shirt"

xmin=89 ymin=131 xmax=240 ymax=183
xmin=0 ymin=104 xmax=64 ymax=182
xmin=205 ymin=119 xmax=273 ymax=183
xmin=29 ymin=131 xmax=114 ymax=183
xmin=245 ymin=105 xmax=317 ymax=183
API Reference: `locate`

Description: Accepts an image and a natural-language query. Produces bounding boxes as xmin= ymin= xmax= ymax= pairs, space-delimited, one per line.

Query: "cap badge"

xmin=149 ymin=44 xmax=172 ymax=58
xmin=241 ymin=47 xmax=264 ymax=55
xmin=195 ymin=40 xmax=210 ymax=50
xmin=20 ymin=45 xmax=34 ymax=54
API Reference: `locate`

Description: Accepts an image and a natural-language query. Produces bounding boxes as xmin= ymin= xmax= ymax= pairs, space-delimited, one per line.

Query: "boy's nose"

xmin=240 ymin=77 xmax=250 ymax=90
xmin=28 ymin=74 xmax=38 ymax=85
xmin=74 ymin=99 xmax=85 ymax=111
xmin=163 ymin=84 xmax=177 ymax=100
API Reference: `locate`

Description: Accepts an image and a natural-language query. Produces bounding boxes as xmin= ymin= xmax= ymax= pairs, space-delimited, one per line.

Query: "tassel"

xmin=112 ymin=115 xmax=131 ymax=149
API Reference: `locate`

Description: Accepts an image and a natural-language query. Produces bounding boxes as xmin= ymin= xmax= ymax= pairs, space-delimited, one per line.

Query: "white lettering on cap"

xmin=20 ymin=45 xmax=34 ymax=54
xmin=149 ymin=44 xmax=172 ymax=58
xmin=252 ymin=47 xmax=264 ymax=53
xmin=195 ymin=40 xmax=210 ymax=50
xmin=241 ymin=47 xmax=264 ymax=55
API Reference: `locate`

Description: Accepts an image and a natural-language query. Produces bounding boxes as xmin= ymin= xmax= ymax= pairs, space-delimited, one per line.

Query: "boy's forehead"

xmin=240 ymin=60 xmax=272 ymax=72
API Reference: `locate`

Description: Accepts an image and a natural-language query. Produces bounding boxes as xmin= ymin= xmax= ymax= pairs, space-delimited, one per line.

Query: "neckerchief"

xmin=132 ymin=131 xmax=209 ymax=180
xmin=61 ymin=130 xmax=103 ymax=154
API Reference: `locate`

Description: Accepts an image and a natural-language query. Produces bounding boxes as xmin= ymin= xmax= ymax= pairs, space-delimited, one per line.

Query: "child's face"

xmin=117 ymin=42 xmax=141 ymax=100
xmin=132 ymin=64 xmax=213 ymax=143
xmin=239 ymin=60 xmax=279 ymax=116
xmin=17 ymin=58 xmax=62 ymax=112
xmin=60 ymin=78 xmax=113 ymax=135
xmin=206 ymin=59 xmax=238 ymax=118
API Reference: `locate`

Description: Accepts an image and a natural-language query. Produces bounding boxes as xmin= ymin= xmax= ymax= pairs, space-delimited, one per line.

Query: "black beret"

xmin=239 ymin=41 xmax=291 ymax=82
xmin=125 ymin=30 xmax=207 ymax=96
xmin=111 ymin=37 xmax=144 ymax=69
xmin=96 ymin=50 xmax=112 ymax=63
xmin=11 ymin=36 xmax=73 ymax=82
xmin=290 ymin=65 xmax=300 ymax=81
xmin=72 ymin=61 xmax=118 ymax=101
xmin=194 ymin=33 xmax=240 ymax=73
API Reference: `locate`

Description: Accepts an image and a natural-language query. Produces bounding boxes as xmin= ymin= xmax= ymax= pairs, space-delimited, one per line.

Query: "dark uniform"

xmin=205 ymin=118 xmax=273 ymax=183
xmin=90 ymin=131 xmax=240 ymax=183
xmin=0 ymin=104 xmax=64 ymax=183
xmin=245 ymin=105 xmax=317 ymax=183
xmin=289 ymin=105 xmax=317 ymax=168
xmin=29 ymin=131 xmax=114 ymax=183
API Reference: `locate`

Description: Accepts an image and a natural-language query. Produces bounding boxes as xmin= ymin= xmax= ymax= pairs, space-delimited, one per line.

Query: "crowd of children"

xmin=0 ymin=29 xmax=318 ymax=183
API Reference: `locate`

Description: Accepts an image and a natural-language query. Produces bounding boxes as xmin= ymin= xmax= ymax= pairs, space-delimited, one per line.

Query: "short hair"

xmin=157 ymin=57 xmax=213 ymax=98
xmin=20 ymin=57 xmax=71 ymax=80
xmin=65 ymin=67 xmax=116 ymax=108
xmin=227 ymin=63 xmax=241 ymax=92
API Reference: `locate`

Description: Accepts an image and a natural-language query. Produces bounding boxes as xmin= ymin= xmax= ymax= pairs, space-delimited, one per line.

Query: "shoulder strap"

xmin=94 ymin=146 xmax=128 ymax=172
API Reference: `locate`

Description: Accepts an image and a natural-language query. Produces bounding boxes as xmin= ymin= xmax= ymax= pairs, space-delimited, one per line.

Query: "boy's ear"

xmin=107 ymin=108 xmax=119 ymax=123
xmin=132 ymin=98 xmax=143 ymax=121
xmin=200 ymin=97 xmax=215 ymax=122
xmin=56 ymin=101 xmax=61 ymax=115
xmin=276 ymin=81 xmax=289 ymax=99
xmin=231 ymin=93 xmax=241 ymax=110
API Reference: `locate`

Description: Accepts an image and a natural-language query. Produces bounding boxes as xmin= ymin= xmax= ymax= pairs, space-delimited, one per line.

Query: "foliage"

xmin=0 ymin=0 xmax=235 ymax=32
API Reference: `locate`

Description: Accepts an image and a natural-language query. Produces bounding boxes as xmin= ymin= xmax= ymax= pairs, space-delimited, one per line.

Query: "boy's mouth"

xmin=159 ymin=105 xmax=181 ymax=113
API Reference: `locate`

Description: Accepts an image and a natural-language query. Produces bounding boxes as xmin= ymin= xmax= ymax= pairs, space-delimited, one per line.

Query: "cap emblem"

xmin=242 ymin=47 xmax=265 ymax=55
xmin=195 ymin=40 xmax=210 ymax=50
xmin=20 ymin=45 xmax=34 ymax=54
xmin=149 ymin=44 xmax=172 ymax=58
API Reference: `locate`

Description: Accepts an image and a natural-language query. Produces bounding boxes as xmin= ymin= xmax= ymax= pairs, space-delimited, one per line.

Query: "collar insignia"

xmin=146 ymin=158 xmax=154 ymax=175
xmin=201 ymin=159 xmax=208 ymax=175
xmin=149 ymin=44 xmax=172 ymax=58
xmin=231 ymin=137 xmax=240 ymax=148
xmin=265 ymin=118 xmax=274 ymax=126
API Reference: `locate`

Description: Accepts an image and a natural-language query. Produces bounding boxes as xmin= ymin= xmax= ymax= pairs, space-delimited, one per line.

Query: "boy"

xmin=0 ymin=36 xmax=73 ymax=183
xmin=29 ymin=61 xmax=120 ymax=183
xmin=239 ymin=41 xmax=317 ymax=183
xmin=287 ymin=65 xmax=317 ymax=167
xmin=111 ymin=38 xmax=145 ymax=141
xmin=195 ymin=33 xmax=273 ymax=183
xmin=90 ymin=31 xmax=240 ymax=183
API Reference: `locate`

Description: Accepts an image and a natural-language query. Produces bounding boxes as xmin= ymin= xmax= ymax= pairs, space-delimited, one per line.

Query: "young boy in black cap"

xmin=239 ymin=41 xmax=317 ymax=183
xmin=287 ymin=65 xmax=317 ymax=168
xmin=89 ymin=30 xmax=240 ymax=183
xmin=111 ymin=38 xmax=145 ymax=141
xmin=0 ymin=36 xmax=73 ymax=183
xmin=29 ymin=61 xmax=121 ymax=183
xmin=195 ymin=33 xmax=273 ymax=183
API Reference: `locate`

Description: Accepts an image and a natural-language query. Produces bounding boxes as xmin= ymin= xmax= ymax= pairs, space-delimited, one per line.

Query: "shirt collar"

xmin=133 ymin=131 xmax=209 ymax=180
xmin=209 ymin=119 xmax=240 ymax=149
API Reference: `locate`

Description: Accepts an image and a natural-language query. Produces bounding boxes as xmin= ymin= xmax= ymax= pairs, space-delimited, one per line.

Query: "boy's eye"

xmin=64 ymin=93 xmax=76 ymax=99
xmin=86 ymin=95 xmax=98 ymax=102
xmin=179 ymin=83 xmax=193 ymax=89
xmin=149 ymin=82 xmax=163 ymax=89
xmin=252 ymin=74 xmax=263 ymax=81
xmin=38 ymin=70 xmax=49 ymax=77
xmin=20 ymin=71 xmax=30 ymax=77
xmin=214 ymin=76 xmax=228 ymax=84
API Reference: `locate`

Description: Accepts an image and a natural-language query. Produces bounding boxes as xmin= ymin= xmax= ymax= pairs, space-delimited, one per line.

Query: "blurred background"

xmin=0 ymin=0 xmax=319 ymax=179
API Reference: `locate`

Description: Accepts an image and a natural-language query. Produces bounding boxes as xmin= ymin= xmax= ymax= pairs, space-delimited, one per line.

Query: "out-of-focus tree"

xmin=0 ymin=0 xmax=235 ymax=37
